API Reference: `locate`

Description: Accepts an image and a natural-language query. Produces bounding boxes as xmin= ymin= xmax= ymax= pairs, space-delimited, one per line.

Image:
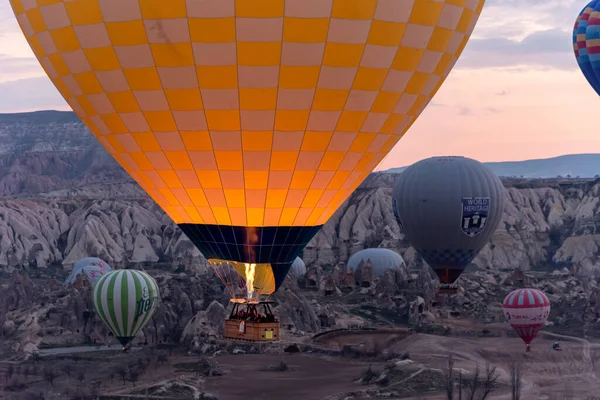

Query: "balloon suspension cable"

xmin=208 ymin=260 xmax=240 ymax=300
xmin=208 ymin=259 xmax=274 ymax=302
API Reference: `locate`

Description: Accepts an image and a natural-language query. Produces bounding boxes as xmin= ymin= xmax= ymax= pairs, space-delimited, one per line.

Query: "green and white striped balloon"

xmin=92 ymin=269 xmax=160 ymax=346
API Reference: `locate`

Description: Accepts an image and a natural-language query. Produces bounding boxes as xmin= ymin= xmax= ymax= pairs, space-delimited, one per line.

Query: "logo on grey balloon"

xmin=461 ymin=197 xmax=490 ymax=237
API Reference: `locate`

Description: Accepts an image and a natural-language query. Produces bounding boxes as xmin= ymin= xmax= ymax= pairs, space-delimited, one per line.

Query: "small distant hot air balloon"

xmin=64 ymin=257 xmax=112 ymax=287
xmin=574 ymin=1 xmax=600 ymax=96
xmin=10 ymin=0 xmax=486 ymax=302
xmin=502 ymin=288 xmax=551 ymax=352
xmin=347 ymin=248 xmax=405 ymax=287
xmin=392 ymin=156 xmax=504 ymax=293
xmin=290 ymin=257 xmax=306 ymax=279
xmin=93 ymin=270 xmax=160 ymax=347
xmin=347 ymin=248 xmax=405 ymax=277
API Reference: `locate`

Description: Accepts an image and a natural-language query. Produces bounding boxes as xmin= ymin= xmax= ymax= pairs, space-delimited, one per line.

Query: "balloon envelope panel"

xmin=9 ymin=0 xmax=485 ymax=228
xmin=10 ymin=0 xmax=485 ymax=266
xmin=574 ymin=0 xmax=600 ymax=96
xmin=392 ymin=156 xmax=505 ymax=283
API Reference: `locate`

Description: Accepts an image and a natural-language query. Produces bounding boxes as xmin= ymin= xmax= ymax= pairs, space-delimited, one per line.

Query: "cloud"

xmin=0 ymin=54 xmax=42 ymax=74
xmin=0 ymin=54 xmax=46 ymax=84
xmin=476 ymin=0 xmax=583 ymax=37
xmin=0 ymin=77 xmax=67 ymax=113
xmin=429 ymin=100 xmax=445 ymax=107
xmin=458 ymin=107 xmax=471 ymax=116
xmin=469 ymin=29 xmax=570 ymax=54
xmin=0 ymin=3 xmax=15 ymax=23
xmin=458 ymin=29 xmax=576 ymax=70
xmin=485 ymin=107 xmax=502 ymax=114
xmin=455 ymin=0 xmax=585 ymax=70
xmin=425 ymin=102 xmax=503 ymax=117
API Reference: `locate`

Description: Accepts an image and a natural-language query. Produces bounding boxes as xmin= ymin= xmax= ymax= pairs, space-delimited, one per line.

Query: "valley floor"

xmin=2 ymin=322 xmax=599 ymax=399
xmin=311 ymin=325 xmax=600 ymax=399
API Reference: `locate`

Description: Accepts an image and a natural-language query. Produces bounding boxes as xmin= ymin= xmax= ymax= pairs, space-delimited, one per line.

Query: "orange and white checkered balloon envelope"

xmin=10 ymin=0 xmax=485 ymax=294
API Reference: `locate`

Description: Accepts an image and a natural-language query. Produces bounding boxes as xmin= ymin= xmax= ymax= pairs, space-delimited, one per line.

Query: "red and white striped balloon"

xmin=502 ymin=288 xmax=551 ymax=348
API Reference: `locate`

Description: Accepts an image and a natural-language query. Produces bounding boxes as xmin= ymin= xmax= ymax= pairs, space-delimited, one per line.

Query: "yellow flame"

xmin=244 ymin=263 xmax=256 ymax=300
xmin=207 ymin=258 xmax=276 ymax=300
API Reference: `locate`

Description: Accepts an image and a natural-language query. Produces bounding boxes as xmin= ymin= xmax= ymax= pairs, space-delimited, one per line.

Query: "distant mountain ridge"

xmin=0 ymin=110 xmax=79 ymax=124
xmin=384 ymin=154 xmax=600 ymax=178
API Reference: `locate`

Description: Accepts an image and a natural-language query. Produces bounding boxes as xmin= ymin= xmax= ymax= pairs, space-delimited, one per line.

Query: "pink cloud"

xmin=377 ymin=66 xmax=600 ymax=170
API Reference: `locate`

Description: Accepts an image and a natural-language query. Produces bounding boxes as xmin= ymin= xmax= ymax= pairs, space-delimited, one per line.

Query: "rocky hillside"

xmin=1 ymin=173 xmax=599 ymax=277
xmin=311 ymin=174 xmax=600 ymax=275
xmin=0 ymin=111 xmax=599 ymax=276
xmin=0 ymin=110 xmax=600 ymax=356
xmin=0 ymin=111 xmax=131 ymax=199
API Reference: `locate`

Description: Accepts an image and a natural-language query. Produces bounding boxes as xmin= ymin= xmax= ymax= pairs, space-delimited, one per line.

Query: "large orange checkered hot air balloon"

xmin=10 ymin=0 xmax=485 ymax=300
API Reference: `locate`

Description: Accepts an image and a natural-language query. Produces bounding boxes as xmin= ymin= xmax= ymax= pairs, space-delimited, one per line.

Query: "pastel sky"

xmin=0 ymin=0 xmax=596 ymax=169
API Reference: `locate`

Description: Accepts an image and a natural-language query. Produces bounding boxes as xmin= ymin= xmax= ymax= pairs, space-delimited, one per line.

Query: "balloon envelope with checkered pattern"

xmin=10 ymin=0 xmax=486 ymax=292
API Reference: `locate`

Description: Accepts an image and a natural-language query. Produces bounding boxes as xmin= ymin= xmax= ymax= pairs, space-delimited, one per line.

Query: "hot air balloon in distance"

xmin=574 ymin=1 xmax=600 ymax=96
xmin=290 ymin=257 xmax=306 ymax=279
xmin=93 ymin=269 xmax=160 ymax=348
xmin=392 ymin=156 xmax=504 ymax=294
xmin=347 ymin=248 xmax=405 ymax=277
xmin=64 ymin=257 xmax=112 ymax=287
xmin=347 ymin=248 xmax=405 ymax=286
xmin=502 ymin=288 xmax=551 ymax=352
xmin=10 ymin=0 xmax=486 ymax=339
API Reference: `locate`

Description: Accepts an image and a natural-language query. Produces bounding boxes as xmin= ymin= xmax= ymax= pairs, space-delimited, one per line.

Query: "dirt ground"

xmin=404 ymin=334 xmax=600 ymax=399
xmin=3 ymin=322 xmax=600 ymax=399
xmin=203 ymin=354 xmax=379 ymax=400
xmin=313 ymin=325 xmax=600 ymax=400
xmin=312 ymin=329 xmax=411 ymax=349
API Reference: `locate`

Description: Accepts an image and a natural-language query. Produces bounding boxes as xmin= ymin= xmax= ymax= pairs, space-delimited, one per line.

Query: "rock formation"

xmin=2 ymin=111 xmax=600 ymax=354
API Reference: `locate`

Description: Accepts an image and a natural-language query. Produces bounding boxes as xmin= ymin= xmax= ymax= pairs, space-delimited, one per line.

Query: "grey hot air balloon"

xmin=290 ymin=257 xmax=307 ymax=279
xmin=392 ymin=156 xmax=504 ymax=293
xmin=347 ymin=248 xmax=405 ymax=277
